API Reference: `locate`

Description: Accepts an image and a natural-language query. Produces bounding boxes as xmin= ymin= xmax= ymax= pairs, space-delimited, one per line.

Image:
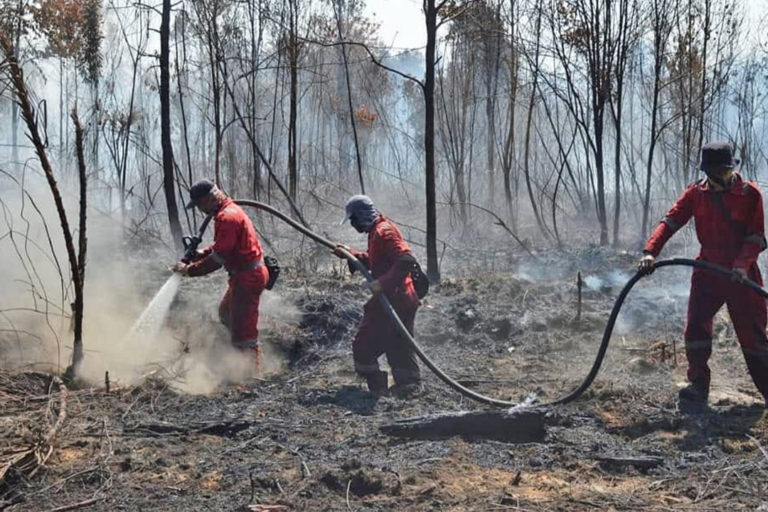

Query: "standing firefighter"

xmin=172 ymin=179 xmax=269 ymax=368
xmin=639 ymin=142 xmax=768 ymax=409
xmin=333 ymin=195 xmax=422 ymax=398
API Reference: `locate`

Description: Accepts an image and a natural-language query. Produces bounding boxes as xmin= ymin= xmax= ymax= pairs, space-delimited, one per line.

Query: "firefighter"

xmin=639 ymin=141 xmax=768 ymax=409
xmin=333 ymin=195 xmax=422 ymax=398
xmin=171 ymin=179 xmax=268 ymax=368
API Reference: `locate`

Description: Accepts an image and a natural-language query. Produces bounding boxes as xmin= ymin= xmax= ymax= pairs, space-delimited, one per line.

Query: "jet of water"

xmin=128 ymin=273 xmax=182 ymax=343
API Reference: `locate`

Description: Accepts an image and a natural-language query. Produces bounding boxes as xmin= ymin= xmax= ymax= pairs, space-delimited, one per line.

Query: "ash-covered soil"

xmin=2 ymin=248 xmax=767 ymax=511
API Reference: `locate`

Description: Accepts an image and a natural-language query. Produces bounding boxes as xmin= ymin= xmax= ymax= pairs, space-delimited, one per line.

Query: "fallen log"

xmin=594 ymin=455 xmax=664 ymax=470
xmin=380 ymin=409 xmax=546 ymax=443
xmin=124 ymin=419 xmax=252 ymax=437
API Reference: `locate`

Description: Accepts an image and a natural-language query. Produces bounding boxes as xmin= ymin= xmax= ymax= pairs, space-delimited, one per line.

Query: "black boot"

xmin=678 ymin=382 xmax=708 ymax=412
xmin=390 ymin=381 xmax=423 ymax=399
xmin=365 ymin=371 xmax=389 ymax=398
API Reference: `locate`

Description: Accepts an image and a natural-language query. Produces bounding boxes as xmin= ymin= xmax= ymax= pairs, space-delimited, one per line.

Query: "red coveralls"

xmin=349 ymin=215 xmax=421 ymax=385
xmin=188 ymin=197 xmax=268 ymax=356
xmin=644 ymin=175 xmax=768 ymax=401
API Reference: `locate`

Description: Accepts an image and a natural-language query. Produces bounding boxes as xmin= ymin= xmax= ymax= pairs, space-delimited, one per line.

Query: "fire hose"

xmin=206 ymin=200 xmax=768 ymax=408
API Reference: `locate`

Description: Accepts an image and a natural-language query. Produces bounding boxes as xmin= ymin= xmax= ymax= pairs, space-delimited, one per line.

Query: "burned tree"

xmin=1 ymin=35 xmax=88 ymax=379
xmin=160 ymin=0 xmax=183 ymax=246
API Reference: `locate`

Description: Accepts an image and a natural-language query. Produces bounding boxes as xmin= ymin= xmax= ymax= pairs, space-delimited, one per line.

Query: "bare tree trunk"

xmin=641 ymin=0 xmax=673 ymax=240
xmin=160 ymin=0 xmax=183 ymax=246
xmin=523 ymin=5 xmax=548 ymax=238
xmin=287 ymin=0 xmax=299 ymax=201
xmin=501 ymin=0 xmax=518 ymax=228
xmin=611 ymin=0 xmax=636 ymax=247
xmin=248 ymin=0 xmax=265 ymax=199
xmin=121 ymin=73 xmax=137 ymax=218
xmin=11 ymin=0 xmax=22 ymax=168
xmin=697 ymin=0 xmax=710 ymax=146
xmin=175 ymin=10 xmax=196 ymax=227
xmin=2 ymin=35 xmax=86 ymax=377
xmin=483 ymin=1 xmax=502 ymax=211
xmin=59 ymin=57 xmax=64 ymax=168
xmin=424 ymin=0 xmax=440 ymax=283
xmin=333 ymin=0 xmax=365 ymax=194
xmin=69 ymin=109 xmax=88 ymax=378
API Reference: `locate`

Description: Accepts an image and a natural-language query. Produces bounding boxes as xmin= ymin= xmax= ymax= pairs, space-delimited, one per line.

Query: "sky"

xmin=363 ymin=0 xmax=427 ymax=51
xmin=365 ymin=0 xmax=768 ymax=52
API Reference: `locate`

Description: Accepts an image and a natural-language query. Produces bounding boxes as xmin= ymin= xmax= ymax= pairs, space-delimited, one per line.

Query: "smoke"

xmin=0 ymin=174 xmax=85 ymax=370
xmin=74 ymin=271 xmax=182 ymax=386
xmin=0 ymin=174 xmax=300 ymax=394
xmin=72 ymin=268 xmax=301 ymax=394
xmin=516 ymin=260 xmax=571 ymax=283
xmin=168 ymin=288 xmax=301 ymax=395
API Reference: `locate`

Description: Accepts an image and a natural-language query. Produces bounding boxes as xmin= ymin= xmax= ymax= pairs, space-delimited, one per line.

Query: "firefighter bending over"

xmin=172 ymin=179 xmax=269 ymax=369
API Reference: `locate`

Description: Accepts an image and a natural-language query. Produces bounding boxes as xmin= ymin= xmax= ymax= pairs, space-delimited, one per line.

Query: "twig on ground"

xmin=45 ymin=496 xmax=103 ymax=512
xmin=0 ymin=376 xmax=68 ymax=486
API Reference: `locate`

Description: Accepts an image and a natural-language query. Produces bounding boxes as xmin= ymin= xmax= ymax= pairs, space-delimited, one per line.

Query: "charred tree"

xmin=609 ymin=0 xmax=639 ymax=247
xmin=287 ymin=0 xmax=299 ymax=202
xmin=641 ymin=0 xmax=677 ymax=240
xmin=69 ymin=109 xmax=88 ymax=378
xmin=160 ymin=0 xmax=183 ymax=246
xmin=424 ymin=0 xmax=440 ymax=283
xmin=1 ymin=35 xmax=87 ymax=378
xmin=332 ymin=0 xmax=365 ymax=194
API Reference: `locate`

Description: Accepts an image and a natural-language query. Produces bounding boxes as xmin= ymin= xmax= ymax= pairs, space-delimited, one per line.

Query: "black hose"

xmin=550 ymin=258 xmax=768 ymax=406
xmin=233 ymin=199 xmax=768 ymax=408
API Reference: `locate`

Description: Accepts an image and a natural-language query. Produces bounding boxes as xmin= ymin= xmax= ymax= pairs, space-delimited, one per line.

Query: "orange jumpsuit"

xmin=349 ymin=215 xmax=421 ymax=385
xmin=645 ymin=175 xmax=768 ymax=400
xmin=188 ymin=197 xmax=268 ymax=352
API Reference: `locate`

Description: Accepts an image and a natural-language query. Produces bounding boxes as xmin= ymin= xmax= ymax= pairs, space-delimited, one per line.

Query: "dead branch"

xmin=437 ymin=201 xmax=537 ymax=258
xmin=594 ymin=455 xmax=664 ymax=470
xmin=0 ymin=376 xmax=68 ymax=491
xmin=299 ymin=38 xmax=424 ymax=91
xmin=576 ymin=271 xmax=583 ymax=322
xmin=45 ymin=496 xmax=103 ymax=512
xmin=124 ymin=419 xmax=252 ymax=437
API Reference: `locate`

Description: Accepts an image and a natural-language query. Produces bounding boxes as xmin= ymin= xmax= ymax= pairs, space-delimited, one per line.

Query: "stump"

xmin=380 ymin=409 xmax=546 ymax=443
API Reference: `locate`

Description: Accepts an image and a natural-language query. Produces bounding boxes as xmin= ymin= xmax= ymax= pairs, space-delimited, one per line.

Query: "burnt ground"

xmin=2 ymin=248 xmax=768 ymax=511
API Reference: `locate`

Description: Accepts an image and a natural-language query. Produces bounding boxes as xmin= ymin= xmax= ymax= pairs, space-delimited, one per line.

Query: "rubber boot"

xmin=678 ymin=381 xmax=708 ymax=413
xmin=390 ymin=380 xmax=423 ymax=399
xmin=243 ymin=345 xmax=262 ymax=375
xmin=365 ymin=371 xmax=389 ymax=398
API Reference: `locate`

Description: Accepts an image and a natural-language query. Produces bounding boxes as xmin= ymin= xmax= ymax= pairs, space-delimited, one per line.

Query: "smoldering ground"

xmin=3 ymin=183 xmax=768 ymax=510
